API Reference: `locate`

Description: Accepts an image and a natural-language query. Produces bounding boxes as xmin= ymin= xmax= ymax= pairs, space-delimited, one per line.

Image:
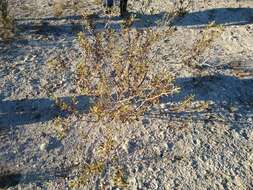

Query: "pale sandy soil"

xmin=0 ymin=0 xmax=253 ymax=189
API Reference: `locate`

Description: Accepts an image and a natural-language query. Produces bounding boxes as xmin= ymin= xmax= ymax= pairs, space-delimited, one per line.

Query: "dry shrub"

xmin=69 ymin=13 xmax=180 ymax=186
xmin=75 ymin=14 xmax=179 ymax=123
xmin=61 ymin=7 xmax=222 ymax=188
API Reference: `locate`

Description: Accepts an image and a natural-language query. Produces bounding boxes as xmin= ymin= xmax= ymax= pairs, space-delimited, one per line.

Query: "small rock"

xmin=128 ymin=141 xmax=138 ymax=154
xmin=39 ymin=143 xmax=47 ymax=151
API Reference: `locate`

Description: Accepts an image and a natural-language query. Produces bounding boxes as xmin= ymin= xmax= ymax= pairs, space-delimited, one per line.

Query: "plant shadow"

xmin=0 ymin=74 xmax=252 ymax=187
xmin=0 ymin=165 xmax=77 ymax=189
xmin=96 ymin=7 xmax=253 ymax=29
xmin=0 ymin=95 xmax=91 ymax=127
xmin=171 ymin=7 xmax=253 ymax=27
xmin=1 ymin=75 xmax=252 ymax=127
xmin=150 ymin=74 xmax=253 ymax=130
xmin=1 ymin=7 xmax=249 ymax=44
xmin=14 ymin=7 xmax=253 ymax=31
xmin=1 ymin=7 xmax=252 ymax=63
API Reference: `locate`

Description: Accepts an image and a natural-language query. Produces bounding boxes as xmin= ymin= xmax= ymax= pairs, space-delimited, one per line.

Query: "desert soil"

xmin=0 ymin=0 xmax=253 ymax=189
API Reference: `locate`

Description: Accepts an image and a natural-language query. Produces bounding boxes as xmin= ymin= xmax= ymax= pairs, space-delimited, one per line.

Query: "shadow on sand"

xmin=0 ymin=95 xmax=90 ymax=127
xmin=98 ymin=7 xmax=253 ymax=29
xmin=1 ymin=75 xmax=252 ymax=128
xmin=0 ymin=164 xmax=77 ymax=189
xmin=0 ymin=75 xmax=252 ymax=188
xmin=154 ymin=75 xmax=253 ymax=126
xmin=1 ymin=7 xmax=252 ymax=188
xmin=1 ymin=8 xmax=252 ymax=63
xmin=14 ymin=7 xmax=253 ymax=34
xmin=171 ymin=7 xmax=253 ymax=27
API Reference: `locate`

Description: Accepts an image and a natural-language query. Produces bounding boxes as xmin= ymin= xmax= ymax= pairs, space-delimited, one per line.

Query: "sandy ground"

xmin=0 ymin=0 xmax=253 ymax=189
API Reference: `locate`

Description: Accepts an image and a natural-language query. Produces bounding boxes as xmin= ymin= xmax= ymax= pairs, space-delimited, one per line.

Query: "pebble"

xmin=39 ymin=143 xmax=47 ymax=151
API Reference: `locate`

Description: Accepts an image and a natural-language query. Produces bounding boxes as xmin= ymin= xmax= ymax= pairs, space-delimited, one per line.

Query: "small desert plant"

xmin=52 ymin=0 xmax=67 ymax=17
xmin=69 ymin=160 xmax=105 ymax=188
xmin=0 ymin=0 xmax=14 ymax=41
xmin=182 ymin=22 xmax=224 ymax=69
xmin=68 ymin=124 xmax=130 ymax=188
xmin=0 ymin=0 xmax=8 ymax=18
xmin=52 ymin=96 xmax=78 ymax=113
xmin=75 ymin=13 xmax=179 ymax=123
xmin=52 ymin=116 xmax=71 ymax=139
xmin=173 ymin=0 xmax=193 ymax=17
xmin=47 ymin=58 xmax=67 ymax=72
xmin=139 ymin=0 xmax=153 ymax=14
xmin=112 ymin=167 xmax=128 ymax=188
